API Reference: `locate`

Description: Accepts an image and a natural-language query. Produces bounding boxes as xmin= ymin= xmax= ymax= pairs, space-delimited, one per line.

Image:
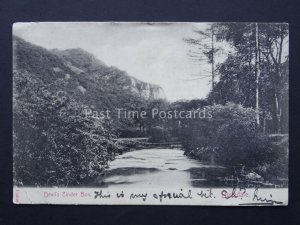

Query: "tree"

xmin=184 ymin=24 xmax=221 ymax=91
xmin=207 ymin=23 xmax=288 ymax=133
xmin=258 ymin=24 xmax=289 ymax=133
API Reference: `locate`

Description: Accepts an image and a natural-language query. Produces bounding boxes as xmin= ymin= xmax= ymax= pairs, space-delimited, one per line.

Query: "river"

xmin=95 ymin=148 xmax=234 ymax=188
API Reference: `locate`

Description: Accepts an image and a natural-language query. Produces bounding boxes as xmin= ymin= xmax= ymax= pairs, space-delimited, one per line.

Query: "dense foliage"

xmin=180 ymin=103 xmax=288 ymax=180
xmin=13 ymin=69 xmax=119 ymax=186
xmin=13 ymin=36 xmax=158 ymax=186
xmin=182 ymin=23 xmax=288 ymax=183
xmin=210 ymin=23 xmax=289 ymax=134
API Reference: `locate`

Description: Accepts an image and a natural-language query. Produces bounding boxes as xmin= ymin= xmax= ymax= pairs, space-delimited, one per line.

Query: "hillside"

xmin=13 ymin=35 xmax=168 ymax=186
xmin=51 ymin=48 xmax=166 ymax=102
xmin=14 ymin=35 xmax=166 ymax=108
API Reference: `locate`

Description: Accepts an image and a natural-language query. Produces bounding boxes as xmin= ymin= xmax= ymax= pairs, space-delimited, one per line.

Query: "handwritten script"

xmin=86 ymin=188 xmax=285 ymax=205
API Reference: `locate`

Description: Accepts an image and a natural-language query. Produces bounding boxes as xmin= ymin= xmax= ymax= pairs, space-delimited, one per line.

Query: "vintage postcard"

xmin=13 ymin=22 xmax=288 ymax=205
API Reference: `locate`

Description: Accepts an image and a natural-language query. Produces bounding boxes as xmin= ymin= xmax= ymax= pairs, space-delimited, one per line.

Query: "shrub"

xmin=213 ymin=120 xmax=273 ymax=170
xmin=13 ymin=71 xmax=118 ymax=186
xmin=148 ymin=126 xmax=170 ymax=143
xmin=181 ymin=103 xmax=285 ymax=178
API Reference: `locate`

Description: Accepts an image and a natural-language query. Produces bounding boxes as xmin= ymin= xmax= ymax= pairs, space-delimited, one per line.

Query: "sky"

xmin=14 ymin=22 xmax=221 ymax=101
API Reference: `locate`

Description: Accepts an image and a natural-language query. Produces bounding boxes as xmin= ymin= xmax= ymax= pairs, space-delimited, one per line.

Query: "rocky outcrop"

xmin=129 ymin=77 xmax=166 ymax=100
xmin=51 ymin=48 xmax=106 ymax=73
xmin=52 ymin=48 xmax=166 ymax=101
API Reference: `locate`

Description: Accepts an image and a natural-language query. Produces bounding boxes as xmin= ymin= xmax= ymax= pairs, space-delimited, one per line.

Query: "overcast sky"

xmin=14 ymin=22 xmax=220 ymax=101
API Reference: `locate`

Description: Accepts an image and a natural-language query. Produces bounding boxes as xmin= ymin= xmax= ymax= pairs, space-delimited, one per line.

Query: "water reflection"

xmin=187 ymin=167 xmax=231 ymax=187
xmin=95 ymin=148 xmax=231 ymax=188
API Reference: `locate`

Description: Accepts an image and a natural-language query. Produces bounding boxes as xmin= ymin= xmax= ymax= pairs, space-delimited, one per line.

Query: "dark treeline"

xmin=179 ymin=23 xmax=288 ymax=185
xmin=185 ymin=23 xmax=288 ymax=134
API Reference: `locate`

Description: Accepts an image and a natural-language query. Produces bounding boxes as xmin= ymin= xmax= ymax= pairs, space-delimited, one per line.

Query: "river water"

xmin=95 ymin=148 xmax=233 ymax=188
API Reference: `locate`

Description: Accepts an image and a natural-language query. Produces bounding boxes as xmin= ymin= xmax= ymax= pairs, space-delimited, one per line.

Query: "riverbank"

xmin=183 ymin=134 xmax=289 ymax=188
xmin=114 ymin=138 xmax=182 ymax=154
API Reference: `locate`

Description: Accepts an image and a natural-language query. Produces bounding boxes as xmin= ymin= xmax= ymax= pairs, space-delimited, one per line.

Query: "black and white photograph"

xmin=12 ymin=22 xmax=288 ymax=205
